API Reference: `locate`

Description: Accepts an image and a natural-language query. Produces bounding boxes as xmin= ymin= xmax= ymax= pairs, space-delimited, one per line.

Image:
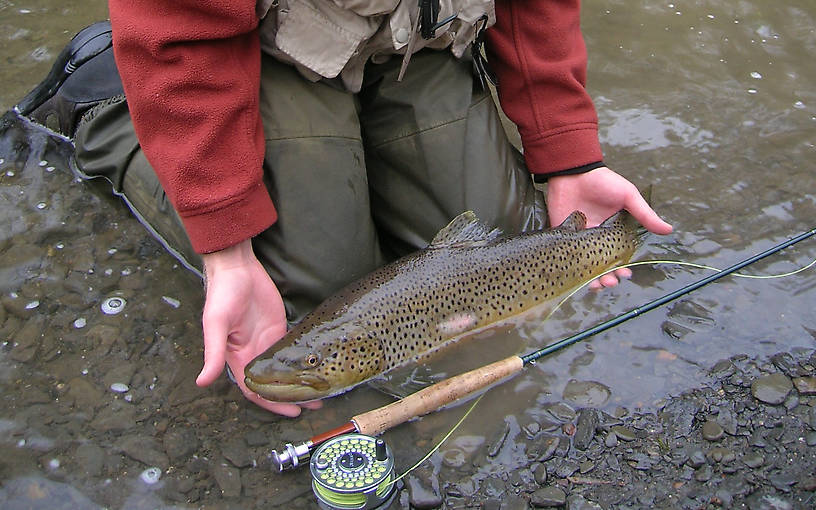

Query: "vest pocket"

xmin=274 ymin=0 xmax=379 ymax=78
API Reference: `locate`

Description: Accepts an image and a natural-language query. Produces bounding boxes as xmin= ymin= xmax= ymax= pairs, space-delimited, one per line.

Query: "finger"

xmin=301 ymin=400 xmax=323 ymax=410
xmin=197 ymin=310 xmax=228 ymax=387
xmin=625 ymin=192 xmax=673 ymax=235
xmin=246 ymin=391 xmax=304 ymax=417
xmin=599 ymin=272 xmax=619 ymax=288
xmin=613 ymin=267 xmax=633 ymax=280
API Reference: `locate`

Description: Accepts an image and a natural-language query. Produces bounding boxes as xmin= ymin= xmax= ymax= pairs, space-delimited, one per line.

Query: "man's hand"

xmin=196 ymin=239 xmax=322 ymax=416
xmin=546 ymin=166 xmax=673 ymax=288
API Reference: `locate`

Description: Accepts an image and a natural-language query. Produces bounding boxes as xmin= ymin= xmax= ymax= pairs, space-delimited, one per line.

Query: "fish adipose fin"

xmin=430 ymin=211 xmax=503 ymax=248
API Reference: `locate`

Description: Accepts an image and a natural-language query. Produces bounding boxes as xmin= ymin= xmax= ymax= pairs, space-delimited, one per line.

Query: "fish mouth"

xmin=244 ymin=372 xmax=332 ymax=403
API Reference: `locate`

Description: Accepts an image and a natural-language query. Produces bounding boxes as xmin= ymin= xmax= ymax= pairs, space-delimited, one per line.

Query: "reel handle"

xmin=352 ymin=355 xmax=523 ymax=436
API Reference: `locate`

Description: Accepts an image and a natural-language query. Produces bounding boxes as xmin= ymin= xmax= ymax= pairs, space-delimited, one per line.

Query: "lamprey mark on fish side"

xmin=244 ymin=210 xmax=645 ymax=402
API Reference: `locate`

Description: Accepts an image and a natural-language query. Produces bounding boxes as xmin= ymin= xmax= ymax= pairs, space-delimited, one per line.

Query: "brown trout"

xmin=244 ymin=209 xmax=645 ymax=402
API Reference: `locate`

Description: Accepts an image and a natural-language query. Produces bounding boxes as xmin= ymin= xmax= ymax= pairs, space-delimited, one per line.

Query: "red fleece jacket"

xmin=108 ymin=0 xmax=603 ymax=254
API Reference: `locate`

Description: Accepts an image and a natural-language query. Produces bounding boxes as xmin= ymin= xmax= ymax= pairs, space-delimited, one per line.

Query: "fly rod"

xmin=271 ymin=226 xmax=816 ymax=471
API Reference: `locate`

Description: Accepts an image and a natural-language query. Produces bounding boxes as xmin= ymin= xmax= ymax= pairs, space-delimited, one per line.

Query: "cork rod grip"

xmin=352 ymin=355 xmax=524 ymax=436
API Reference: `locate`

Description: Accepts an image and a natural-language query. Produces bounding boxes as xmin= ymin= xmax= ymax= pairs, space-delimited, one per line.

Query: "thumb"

xmin=197 ymin=310 xmax=228 ymax=387
xmin=625 ymin=191 xmax=673 ymax=235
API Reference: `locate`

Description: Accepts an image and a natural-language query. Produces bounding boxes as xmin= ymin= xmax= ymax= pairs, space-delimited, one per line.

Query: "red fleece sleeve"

xmin=486 ymin=0 xmax=603 ymax=175
xmin=109 ymin=0 xmax=276 ymax=254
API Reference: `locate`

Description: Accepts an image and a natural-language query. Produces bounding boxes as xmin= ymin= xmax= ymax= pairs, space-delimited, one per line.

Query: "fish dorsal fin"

xmin=430 ymin=211 xmax=502 ymax=248
xmin=554 ymin=211 xmax=587 ymax=232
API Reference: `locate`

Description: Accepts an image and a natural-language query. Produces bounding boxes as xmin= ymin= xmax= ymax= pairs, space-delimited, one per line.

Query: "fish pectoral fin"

xmin=429 ymin=211 xmax=502 ymax=248
xmin=368 ymin=365 xmax=440 ymax=400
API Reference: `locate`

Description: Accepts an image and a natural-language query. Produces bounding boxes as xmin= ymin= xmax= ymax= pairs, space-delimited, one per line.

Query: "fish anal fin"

xmin=430 ymin=211 xmax=502 ymax=248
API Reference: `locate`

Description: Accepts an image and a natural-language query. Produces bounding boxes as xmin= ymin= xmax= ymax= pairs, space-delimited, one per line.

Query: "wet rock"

xmin=554 ymin=458 xmax=580 ymax=478
xmin=10 ymin=317 xmax=45 ymax=362
xmin=573 ymin=409 xmax=598 ymax=450
xmin=101 ymin=362 xmax=137 ymax=390
xmin=119 ymin=435 xmax=170 ymax=470
xmin=221 ymin=438 xmax=253 ymax=468
xmin=167 ymin=376 xmax=209 ymax=406
xmin=798 ymin=476 xmax=816 ymax=491
xmin=707 ymin=447 xmax=736 ymax=464
xmin=769 ymin=472 xmax=797 ymax=492
xmin=713 ymin=489 xmax=733 ymax=508
xmin=244 ymin=429 xmax=269 ymax=447
xmin=442 ymin=448 xmax=466 ymax=469
xmin=65 ymin=377 xmax=103 ymax=409
xmin=702 ymin=420 xmax=725 ymax=441
xmin=487 ymin=421 xmax=511 ymax=458
xmin=746 ymin=494 xmax=793 ymax=510
xmin=545 ymin=402 xmax=577 ymax=422
xmin=604 ymin=432 xmax=618 ymax=448
xmin=562 ymin=380 xmax=611 ymax=407
xmin=85 ymin=324 xmax=120 ymax=352
xmin=624 ymin=452 xmax=652 ymax=471
xmin=749 ymin=430 xmax=768 ymax=448
xmin=89 ymin=403 xmax=136 ymax=432
xmin=566 ymin=494 xmax=603 ymax=510
xmin=74 ymin=443 xmax=105 ymax=477
xmin=532 ymin=462 xmax=548 ymax=485
xmin=531 ymin=486 xmax=566 ymax=507
xmin=710 ymin=359 xmax=737 ymax=379
xmin=751 ymin=373 xmax=793 ymax=405
xmin=406 ymin=466 xmax=442 ymax=509
xmin=211 ymin=460 xmax=242 ymax=498
xmin=717 ymin=407 xmax=739 ymax=435
xmin=694 ymin=465 xmax=712 ymax=482
xmin=163 ymin=427 xmax=199 ymax=463
xmin=0 ymin=476 xmax=103 ymax=509
xmin=610 ymin=425 xmax=636 ymax=441
xmin=742 ymin=452 xmax=764 ymax=468
xmin=524 ymin=421 xmax=541 ymax=438
xmin=771 ymin=352 xmax=804 ymax=377
xmin=792 ymin=376 xmax=816 ymax=395
xmin=686 ymin=450 xmax=706 ymax=468
xmin=659 ymin=399 xmax=698 ymax=438
xmin=508 ymin=468 xmax=534 ymax=489
xmin=500 ymin=494 xmax=529 ymax=510
xmin=527 ymin=434 xmax=560 ymax=462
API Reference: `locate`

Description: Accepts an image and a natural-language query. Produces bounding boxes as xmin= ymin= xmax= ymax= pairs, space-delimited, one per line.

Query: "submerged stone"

xmin=751 ymin=373 xmax=793 ymax=405
xmin=702 ymin=420 xmax=724 ymax=441
xmin=793 ymin=376 xmax=816 ymax=395
xmin=531 ymin=486 xmax=566 ymax=507
xmin=562 ymin=380 xmax=611 ymax=408
xmin=610 ymin=426 xmax=636 ymax=442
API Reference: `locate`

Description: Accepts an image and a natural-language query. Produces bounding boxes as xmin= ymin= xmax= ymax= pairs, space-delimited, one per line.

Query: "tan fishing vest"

xmin=256 ymin=0 xmax=495 ymax=92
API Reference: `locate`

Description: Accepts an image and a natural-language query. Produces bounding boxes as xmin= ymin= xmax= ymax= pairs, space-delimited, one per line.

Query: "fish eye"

xmin=304 ymin=354 xmax=321 ymax=368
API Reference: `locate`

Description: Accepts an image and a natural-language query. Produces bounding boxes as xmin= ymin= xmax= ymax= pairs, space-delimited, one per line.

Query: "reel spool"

xmin=310 ymin=434 xmax=398 ymax=510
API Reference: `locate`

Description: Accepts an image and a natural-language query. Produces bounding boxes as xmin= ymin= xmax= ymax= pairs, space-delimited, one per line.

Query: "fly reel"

xmin=310 ymin=434 xmax=398 ymax=510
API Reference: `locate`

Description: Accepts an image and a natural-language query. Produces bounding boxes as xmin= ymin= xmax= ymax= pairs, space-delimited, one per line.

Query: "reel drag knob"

xmin=310 ymin=433 xmax=398 ymax=510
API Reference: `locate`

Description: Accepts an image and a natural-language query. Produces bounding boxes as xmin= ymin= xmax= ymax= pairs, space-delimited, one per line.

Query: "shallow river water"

xmin=1 ymin=0 xmax=815 ymax=509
